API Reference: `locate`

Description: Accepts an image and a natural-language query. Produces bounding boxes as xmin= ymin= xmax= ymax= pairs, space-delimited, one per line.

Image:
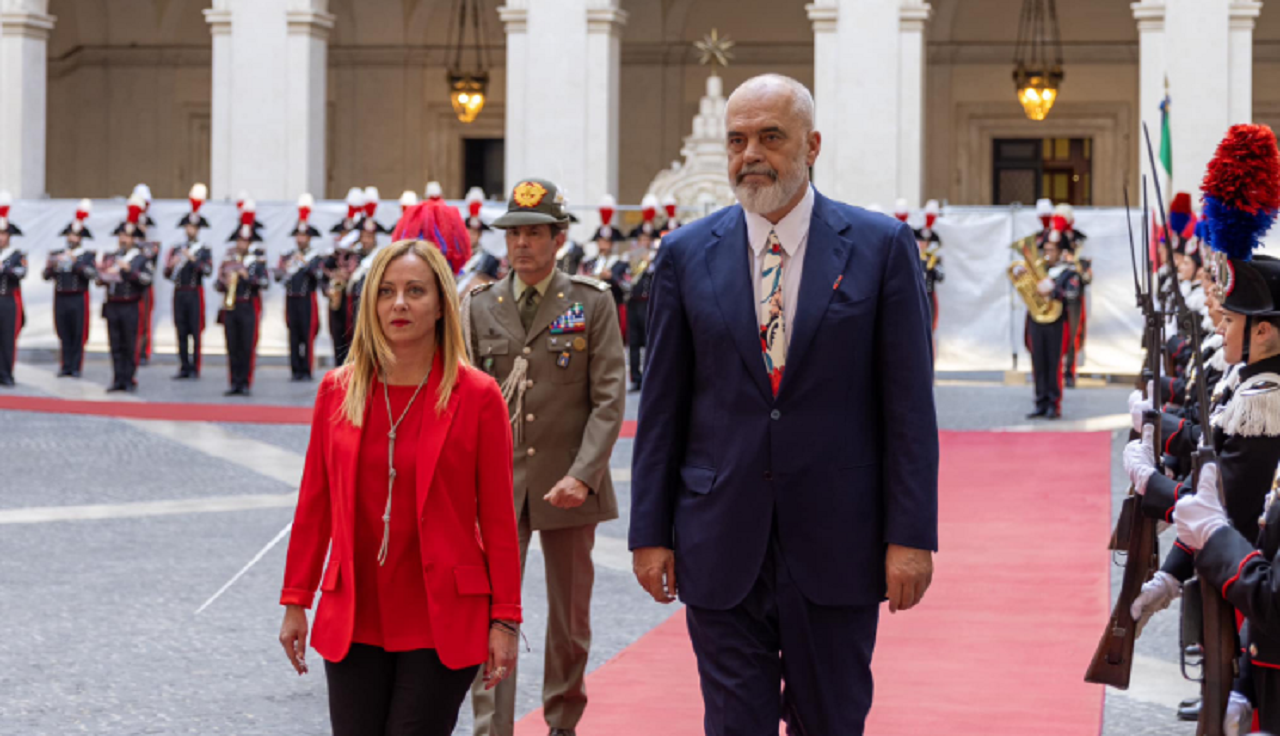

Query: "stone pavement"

xmin=0 ymin=357 xmax=1197 ymax=734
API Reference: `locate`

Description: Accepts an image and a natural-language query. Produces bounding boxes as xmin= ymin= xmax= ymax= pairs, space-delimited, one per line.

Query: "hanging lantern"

xmin=446 ymin=0 xmax=492 ymax=124
xmin=1011 ymin=0 xmax=1065 ymax=121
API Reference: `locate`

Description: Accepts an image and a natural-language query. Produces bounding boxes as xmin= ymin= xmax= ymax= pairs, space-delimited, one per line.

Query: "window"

xmin=992 ymin=137 xmax=1092 ymax=206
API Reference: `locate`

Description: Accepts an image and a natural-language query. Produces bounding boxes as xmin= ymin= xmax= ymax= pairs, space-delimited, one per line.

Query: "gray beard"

xmin=734 ymin=164 xmax=808 ymax=216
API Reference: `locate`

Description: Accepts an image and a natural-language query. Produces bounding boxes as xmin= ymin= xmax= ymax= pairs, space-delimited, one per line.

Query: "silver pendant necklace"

xmin=377 ymin=365 xmax=432 ymax=566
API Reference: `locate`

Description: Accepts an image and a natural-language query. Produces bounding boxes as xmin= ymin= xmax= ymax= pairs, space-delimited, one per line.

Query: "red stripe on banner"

xmin=0 ymin=395 xmax=312 ymax=424
xmin=249 ymin=295 xmax=261 ymax=387
xmin=515 ymin=431 xmax=1111 ymax=736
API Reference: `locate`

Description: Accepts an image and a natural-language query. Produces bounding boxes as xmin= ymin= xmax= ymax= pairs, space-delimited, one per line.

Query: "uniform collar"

xmin=513 ymin=269 xmax=556 ymax=301
xmin=744 ymin=184 xmax=814 ymax=258
xmin=1240 ymin=352 xmax=1280 ymax=381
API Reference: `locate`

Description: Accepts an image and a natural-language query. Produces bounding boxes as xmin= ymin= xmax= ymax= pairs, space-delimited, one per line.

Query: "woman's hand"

xmin=483 ymin=622 xmax=519 ymax=690
xmin=279 ymin=605 xmax=310 ymax=675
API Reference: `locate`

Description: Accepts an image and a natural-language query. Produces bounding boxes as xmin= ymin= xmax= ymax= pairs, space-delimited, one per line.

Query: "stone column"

xmin=1228 ymin=0 xmax=1261 ymax=126
xmin=806 ymin=0 xmax=930 ymax=207
xmin=1131 ymin=0 xmax=1167 ymax=195
xmin=0 ymin=0 xmax=55 ymax=198
xmin=1164 ymin=0 xmax=1231 ymax=196
xmin=205 ymin=0 xmax=333 ymax=200
xmin=503 ymin=0 xmax=625 ymax=222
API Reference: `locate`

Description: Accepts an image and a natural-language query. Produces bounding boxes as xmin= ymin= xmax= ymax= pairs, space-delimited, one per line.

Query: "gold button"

xmin=526 ymin=414 xmax=535 ymax=422
xmin=522 ymin=346 xmax=531 ymax=355
xmin=525 ymin=379 xmax=534 ymax=389
xmin=1252 ymin=644 xmax=1259 ymax=657
xmin=527 ymin=447 xmax=536 ymax=457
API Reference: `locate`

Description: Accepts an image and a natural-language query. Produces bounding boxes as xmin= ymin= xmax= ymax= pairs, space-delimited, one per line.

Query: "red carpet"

xmin=0 ymin=394 xmax=641 ymax=436
xmin=516 ymin=431 xmax=1112 ymax=735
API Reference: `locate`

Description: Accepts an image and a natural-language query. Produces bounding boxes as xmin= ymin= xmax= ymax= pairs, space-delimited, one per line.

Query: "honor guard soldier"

xmin=45 ymin=200 xmax=97 ymax=377
xmin=130 ymin=184 xmax=160 ymax=366
xmin=216 ymin=204 xmax=270 ymax=396
xmin=345 ymin=192 xmax=393 ymax=328
xmin=464 ymin=178 xmax=626 ymax=736
xmin=662 ymin=194 xmax=683 ymax=231
xmin=165 ymin=184 xmax=214 ymax=380
xmin=0 ymin=193 xmax=27 ymax=387
xmin=1025 ymin=237 xmax=1081 ymax=418
xmin=914 ymin=199 xmax=945 ymax=333
xmin=275 ymin=194 xmax=325 ymax=381
xmin=1049 ymin=204 xmax=1090 ymax=386
xmin=98 ymin=200 xmax=154 ymax=392
xmin=626 ymin=223 xmax=657 ymax=392
xmin=465 ymin=186 xmax=489 ymax=247
xmin=893 ymin=197 xmax=910 ymax=225
xmin=580 ymin=209 xmax=629 ymax=339
xmin=324 ymin=187 xmax=365 ymax=367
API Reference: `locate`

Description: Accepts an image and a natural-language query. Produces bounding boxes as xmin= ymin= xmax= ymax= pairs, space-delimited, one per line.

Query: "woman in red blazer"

xmin=279 ymin=239 xmax=522 ymax=736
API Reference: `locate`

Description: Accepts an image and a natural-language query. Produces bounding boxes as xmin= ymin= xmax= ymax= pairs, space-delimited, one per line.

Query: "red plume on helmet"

xmin=0 ymin=190 xmax=13 ymax=219
xmin=363 ymin=187 xmax=379 ymax=218
xmin=641 ymin=194 xmax=658 ymax=225
xmin=188 ymin=183 xmax=207 ymax=214
xmin=599 ymin=194 xmax=616 ymax=227
xmin=466 ymin=187 xmax=485 ymax=219
xmin=1051 ymin=215 xmax=1068 ymax=233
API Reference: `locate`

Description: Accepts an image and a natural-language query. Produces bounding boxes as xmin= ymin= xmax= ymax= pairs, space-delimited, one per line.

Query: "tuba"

xmin=1008 ymin=234 xmax=1063 ymax=324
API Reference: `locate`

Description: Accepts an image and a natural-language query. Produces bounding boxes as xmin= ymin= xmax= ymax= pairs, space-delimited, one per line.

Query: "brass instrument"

xmin=222 ymin=254 xmax=242 ymax=311
xmin=1008 ymin=234 xmax=1063 ymax=324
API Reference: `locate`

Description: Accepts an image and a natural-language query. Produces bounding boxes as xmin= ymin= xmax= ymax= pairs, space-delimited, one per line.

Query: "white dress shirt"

xmin=744 ymin=184 xmax=815 ymax=353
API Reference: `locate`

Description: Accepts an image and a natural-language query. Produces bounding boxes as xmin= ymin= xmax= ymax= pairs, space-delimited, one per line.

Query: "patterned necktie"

xmin=520 ymin=287 xmax=540 ymax=331
xmin=760 ymin=230 xmax=787 ymax=395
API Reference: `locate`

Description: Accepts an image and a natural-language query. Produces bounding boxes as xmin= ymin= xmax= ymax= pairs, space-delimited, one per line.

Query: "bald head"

xmin=726 ymin=74 xmax=816 ymax=137
xmin=725 ymin=75 xmax=821 ymax=220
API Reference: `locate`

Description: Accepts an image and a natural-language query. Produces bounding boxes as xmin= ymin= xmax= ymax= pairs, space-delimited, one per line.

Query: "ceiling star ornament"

xmin=695 ymin=28 xmax=735 ymax=73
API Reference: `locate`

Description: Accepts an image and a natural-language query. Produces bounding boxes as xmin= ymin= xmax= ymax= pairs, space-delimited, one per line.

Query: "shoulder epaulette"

xmin=469 ymin=282 xmax=496 ymax=296
xmin=1214 ymin=371 xmax=1280 ymax=437
xmin=570 ymin=274 xmax=610 ymax=292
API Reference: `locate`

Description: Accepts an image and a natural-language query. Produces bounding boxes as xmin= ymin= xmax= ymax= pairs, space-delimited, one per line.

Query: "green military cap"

xmin=491 ymin=178 xmax=572 ymax=229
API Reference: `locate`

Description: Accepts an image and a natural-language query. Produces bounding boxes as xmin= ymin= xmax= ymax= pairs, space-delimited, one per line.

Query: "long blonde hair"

xmin=338 ymin=239 xmax=470 ymax=426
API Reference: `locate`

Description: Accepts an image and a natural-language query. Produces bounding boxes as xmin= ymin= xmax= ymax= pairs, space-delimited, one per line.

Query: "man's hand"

xmin=1129 ymin=570 xmax=1180 ymax=625
xmin=885 ymin=544 xmax=932 ymax=613
xmin=632 ymin=547 xmax=677 ymax=603
xmin=1175 ymin=462 xmax=1229 ymax=550
xmin=1128 ymin=382 xmax=1154 ymax=433
xmin=544 ymin=476 xmax=589 ymax=509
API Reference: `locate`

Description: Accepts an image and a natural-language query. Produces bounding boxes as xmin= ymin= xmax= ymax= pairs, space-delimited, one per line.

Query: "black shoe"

xmin=57 ymin=369 xmax=71 ymax=377
xmin=0 ymin=377 xmax=14 ymax=387
xmin=548 ymin=730 xmax=576 ymax=736
xmin=1064 ymin=375 xmax=1076 ymax=388
xmin=1047 ymin=409 xmax=1061 ymax=419
xmin=172 ymin=372 xmax=189 ymax=380
xmin=71 ymin=371 xmax=81 ymax=378
xmin=106 ymin=384 xmax=125 ymax=393
xmin=1026 ymin=409 xmax=1047 ymax=419
xmin=224 ymin=387 xmax=243 ymax=397
xmin=125 ymin=382 xmax=138 ymax=393
xmin=629 ymin=382 xmax=642 ymax=393
xmin=290 ymin=374 xmax=305 ymax=383
xmin=1177 ymin=698 xmax=1201 ymax=722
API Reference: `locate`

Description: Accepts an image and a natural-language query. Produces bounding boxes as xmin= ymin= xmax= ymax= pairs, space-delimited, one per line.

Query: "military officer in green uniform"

xmin=464 ymin=178 xmax=626 ymax=736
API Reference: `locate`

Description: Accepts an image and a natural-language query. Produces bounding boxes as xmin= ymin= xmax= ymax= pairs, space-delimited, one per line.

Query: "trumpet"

xmin=222 ymin=255 xmax=243 ymax=311
xmin=1007 ymin=235 xmax=1063 ymax=324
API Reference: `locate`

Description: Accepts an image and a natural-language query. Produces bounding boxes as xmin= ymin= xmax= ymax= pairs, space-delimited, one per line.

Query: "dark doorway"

xmin=464 ymin=138 xmax=505 ymax=200
xmin=992 ymin=137 xmax=1092 ymax=206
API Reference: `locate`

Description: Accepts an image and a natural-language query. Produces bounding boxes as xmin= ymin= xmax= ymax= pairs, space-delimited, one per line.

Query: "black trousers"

xmin=286 ymin=294 xmax=318 ymax=378
xmin=104 ymin=300 xmax=142 ymax=388
xmin=325 ymin=644 xmax=480 ymax=736
xmin=223 ymin=298 xmax=259 ymax=389
xmin=1028 ymin=317 xmax=1066 ymax=413
xmin=627 ymin=298 xmax=648 ymax=385
xmin=0 ymin=292 xmax=19 ymax=382
xmin=330 ymin=297 xmax=350 ymax=367
xmin=685 ymin=524 xmax=879 ymax=736
xmin=54 ymin=291 xmax=88 ymax=374
xmin=173 ymin=289 xmax=203 ymax=376
xmin=1063 ymin=301 xmax=1083 ymax=380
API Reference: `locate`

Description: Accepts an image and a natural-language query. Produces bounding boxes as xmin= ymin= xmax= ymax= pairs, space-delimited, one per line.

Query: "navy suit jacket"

xmin=629 ymin=191 xmax=939 ymax=610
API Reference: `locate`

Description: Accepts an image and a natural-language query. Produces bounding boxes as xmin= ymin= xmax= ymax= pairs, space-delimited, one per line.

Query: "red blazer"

xmin=280 ymin=354 xmax=522 ymax=669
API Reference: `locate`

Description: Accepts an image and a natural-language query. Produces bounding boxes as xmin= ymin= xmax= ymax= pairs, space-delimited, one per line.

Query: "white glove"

xmin=1129 ymin=570 xmax=1181 ymax=623
xmin=1224 ymin=690 xmax=1252 ymax=736
xmin=1174 ymin=463 xmax=1229 ymax=550
xmin=1123 ymin=424 xmax=1157 ymax=495
xmin=1036 ymin=278 xmax=1055 ymax=295
xmin=1128 ymin=382 xmax=1155 ymax=433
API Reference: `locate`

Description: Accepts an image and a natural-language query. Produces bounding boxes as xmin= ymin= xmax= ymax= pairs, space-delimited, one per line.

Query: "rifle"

xmin=1142 ymin=122 xmax=1236 ymax=736
xmin=1085 ymin=183 xmax=1163 ymax=688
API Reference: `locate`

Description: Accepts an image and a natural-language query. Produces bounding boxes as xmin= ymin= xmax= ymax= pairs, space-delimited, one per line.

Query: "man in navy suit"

xmin=629 ymin=74 xmax=939 ymax=735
